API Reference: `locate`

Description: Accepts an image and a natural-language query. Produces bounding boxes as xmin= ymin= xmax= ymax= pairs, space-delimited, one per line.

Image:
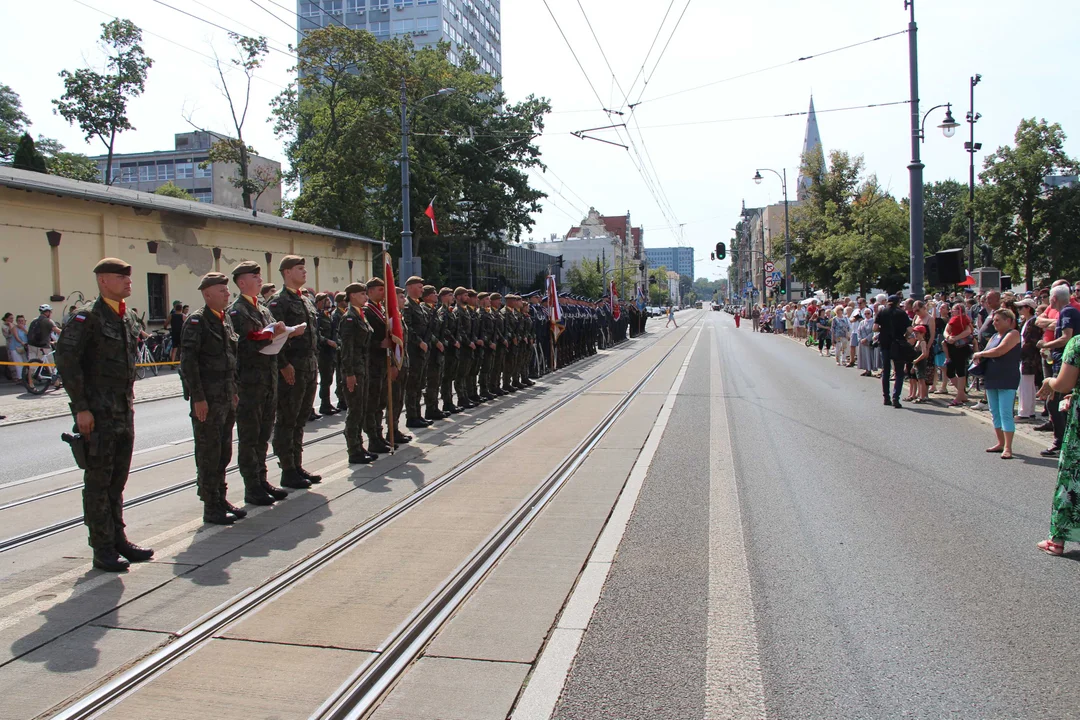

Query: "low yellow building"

xmin=0 ymin=167 xmax=382 ymax=325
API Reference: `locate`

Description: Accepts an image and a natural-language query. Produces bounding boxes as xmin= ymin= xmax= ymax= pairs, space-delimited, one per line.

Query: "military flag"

xmin=610 ymin=280 xmax=620 ymax=320
xmin=384 ymin=253 xmax=405 ymax=368
xmin=424 ymin=198 xmax=439 ymax=235
xmin=547 ymin=274 xmax=564 ymax=344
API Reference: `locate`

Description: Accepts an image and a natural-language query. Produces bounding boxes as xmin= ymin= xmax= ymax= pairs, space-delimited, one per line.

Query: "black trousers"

xmin=880 ymin=345 xmax=906 ymax=401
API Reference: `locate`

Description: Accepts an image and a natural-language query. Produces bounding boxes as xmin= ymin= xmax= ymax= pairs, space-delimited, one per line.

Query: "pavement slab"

xmin=370 ymin=657 xmax=529 ymax=720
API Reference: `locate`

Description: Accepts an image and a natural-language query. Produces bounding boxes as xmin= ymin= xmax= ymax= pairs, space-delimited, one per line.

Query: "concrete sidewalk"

xmin=0 ymin=371 xmax=183 ymax=426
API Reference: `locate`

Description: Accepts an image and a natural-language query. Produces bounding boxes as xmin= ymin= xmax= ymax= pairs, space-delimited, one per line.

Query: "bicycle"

xmin=135 ymin=337 xmax=158 ymax=380
xmin=25 ymin=347 xmax=62 ymax=395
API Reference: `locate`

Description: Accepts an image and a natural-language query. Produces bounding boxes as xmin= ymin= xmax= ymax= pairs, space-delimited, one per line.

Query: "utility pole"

xmin=966 ymin=74 xmax=982 ymax=272
xmin=399 ymin=77 xmax=413 ymax=281
xmin=906 ymin=0 xmax=925 ymax=299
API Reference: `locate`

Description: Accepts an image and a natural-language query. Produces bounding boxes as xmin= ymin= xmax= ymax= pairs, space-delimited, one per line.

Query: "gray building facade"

xmin=91 ymin=131 xmax=282 ymax=214
xmin=297 ymin=0 xmax=501 ymax=78
xmin=644 ymin=247 xmax=694 ymax=281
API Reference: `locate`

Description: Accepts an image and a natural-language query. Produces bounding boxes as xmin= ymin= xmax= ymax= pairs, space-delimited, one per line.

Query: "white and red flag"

xmin=424 ymin=198 xmax=439 ymax=235
xmin=547 ymin=274 xmax=564 ymax=343
xmin=384 ymin=253 xmax=405 ymax=367
xmin=610 ymin=280 xmax=620 ymax=320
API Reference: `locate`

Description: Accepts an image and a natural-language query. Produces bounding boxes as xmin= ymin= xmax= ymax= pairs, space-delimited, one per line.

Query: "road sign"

xmin=771 ymin=271 xmax=782 ymax=282
xmin=764 ymin=261 xmax=776 ymax=273
xmin=745 ymin=280 xmax=754 ymax=290
xmin=765 ymin=277 xmax=776 ymax=288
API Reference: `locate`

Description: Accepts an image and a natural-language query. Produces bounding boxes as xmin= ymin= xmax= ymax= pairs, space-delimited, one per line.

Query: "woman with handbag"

xmin=971 ymin=308 xmax=1021 ymax=459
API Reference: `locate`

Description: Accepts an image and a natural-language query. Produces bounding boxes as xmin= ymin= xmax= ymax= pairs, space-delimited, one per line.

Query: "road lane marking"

xmin=706 ymin=323 xmax=766 ymax=719
xmin=512 ymin=320 xmax=706 ymax=720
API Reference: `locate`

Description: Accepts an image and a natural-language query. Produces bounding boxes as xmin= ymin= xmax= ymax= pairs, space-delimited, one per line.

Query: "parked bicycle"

xmin=135 ymin=336 xmax=158 ymax=380
xmin=25 ymin=347 xmax=62 ymax=395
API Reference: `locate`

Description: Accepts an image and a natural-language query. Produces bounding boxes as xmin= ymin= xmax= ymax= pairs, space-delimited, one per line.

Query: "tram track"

xmin=44 ymin=315 xmax=701 ymax=720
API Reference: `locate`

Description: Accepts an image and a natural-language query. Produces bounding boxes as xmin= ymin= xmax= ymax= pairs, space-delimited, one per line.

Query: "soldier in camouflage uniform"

xmin=453 ymin=287 xmax=476 ymax=409
xmin=181 ymin=273 xmax=243 ymax=525
xmin=390 ymin=286 xmax=412 ymax=445
xmin=402 ymin=276 xmax=434 ymax=429
xmin=489 ymin=293 xmax=508 ymax=396
xmin=315 ymin=293 xmax=339 ymax=416
xmin=337 ymin=282 xmax=377 ymax=464
xmin=438 ymin=288 xmax=462 ymax=414
xmin=332 ymin=291 xmax=349 ymax=411
xmin=228 ymin=261 xmax=289 ymax=507
xmin=476 ymin=292 xmax=497 ymax=400
xmin=422 ymin=285 xmax=448 ymax=421
xmin=54 ymin=258 xmax=154 ymax=572
xmin=464 ymin=290 xmax=482 ymax=404
xmin=267 ymin=255 xmax=323 ymax=489
xmin=499 ymin=295 xmax=518 ymax=393
xmin=363 ymin=277 xmax=393 ymax=453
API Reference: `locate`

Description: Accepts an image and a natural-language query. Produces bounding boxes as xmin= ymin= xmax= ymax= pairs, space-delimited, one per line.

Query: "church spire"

xmin=797 ymin=95 xmax=822 ymax=201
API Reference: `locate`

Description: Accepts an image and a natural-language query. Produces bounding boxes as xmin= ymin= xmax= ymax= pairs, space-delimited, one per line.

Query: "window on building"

xmin=325 ymin=0 xmax=343 ymax=14
xmin=393 ymin=0 xmax=413 ymax=7
xmin=147 ymin=273 xmax=167 ymax=322
xmin=120 ymin=165 xmax=137 ymax=183
xmin=391 ymin=18 xmax=414 ymax=32
xmin=372 ymin=0 xmax=389 ymax=8
xmin=138 ymin=165 xmax=153 ymax=182
xmin=370 ymin=20 xmax=389 ymax=34
xmin=416 ymin=16 xmax=438 ymax=31
xmin=156 ymin=161 xmax=175 ymax=181
xmin=346 ymin=0 xmax=364 ymax=11
xmin=175 ymin=161 xmax=193 ymax=179
xmin=195 ymin=160 xmax=212 ymax=178
xmin=300 ymin=1 xmax=321 ymax=16
xmin=442 ymin=18 xmax=449 ymax=33
xmin=417 ymin=0 xmax=436 ymax=5
xmin=193 ymin=189 xmax=212 ymax=203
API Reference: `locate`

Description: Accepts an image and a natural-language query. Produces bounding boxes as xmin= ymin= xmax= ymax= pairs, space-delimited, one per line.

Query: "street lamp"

xmin=905 ymin=0 xmax=956 ymax=300
xmin=752 ymin=168 xmax=791 ymax=301
xmin=966 ymin=74 xmax=983 ymax=272
xmin=400 ymin=83 xmax=456 ymax=280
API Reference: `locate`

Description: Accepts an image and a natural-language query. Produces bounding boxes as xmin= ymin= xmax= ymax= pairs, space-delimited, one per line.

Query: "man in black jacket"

xmin=874 ymin=294 xmax=912 ymax=408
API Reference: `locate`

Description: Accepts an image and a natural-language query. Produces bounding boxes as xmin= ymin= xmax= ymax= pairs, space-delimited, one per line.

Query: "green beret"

xmin=345 ymin=282 xmax=367 ymax=295
xmin=260 ymin=283 xmax=276 ymax=294
xmin=405 ymin=275 xmax=424 ymax=286
xmin=466 ymin=289 xmax=477 ymax=297
xmin=454 ymin=286 xmax=468 ymax=297
xmin=366 ymin=277 xmax=385 ymax=289
xmin=490 ymin=292 xmax=502 ymax=301
xmin=335 ymin=291 xmax=347 ymax=302
xmin=477 ymin=291 xmax=490 ymax=300
xmin=278 ymin=255 xmax=305 ymax=272
xmin=439 ymin=287 xmax=454 ymax=297
xmin=93 ymin=257 xmax=132 ymax=276
xmin=198 ymin=272 xmax=229 ymax=290
xmin=421 ymin=284 xmax=437 ymax=297
xmin=231 ymin=260 xmax=261 ymax=279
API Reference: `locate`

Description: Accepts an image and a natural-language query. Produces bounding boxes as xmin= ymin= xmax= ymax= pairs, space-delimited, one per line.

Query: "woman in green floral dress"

xmin=1037 ymin=334 xmax=1080 ymax=555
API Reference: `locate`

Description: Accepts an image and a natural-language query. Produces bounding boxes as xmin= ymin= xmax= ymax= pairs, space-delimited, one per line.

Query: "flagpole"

xmin=384 ymin=251 xmax=395 ymax=454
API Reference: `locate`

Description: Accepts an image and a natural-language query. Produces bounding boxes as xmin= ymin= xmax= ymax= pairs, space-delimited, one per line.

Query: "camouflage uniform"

xmin=439 ymin=300 xmax=460 ymax=410
xmin=478 ymin=304 xmax=496 ymax=397
xmin=268 ymin=287 xmax=319 ymax=472
xmin=454 ymin=298 xmax=474 ymax=405
xmin=316 ymin=309 xmax=337 ymax=411
xmin=228 ymin=294 xmax=277 ymax=493
xmin=337 ymin=304 xmax=373 ymax=458
xmin=468 ymin=303 xmax=484 ymax=400
xmin=391 ymin=315 xmax=408 ymax=436
xmin=180 ymin=305 xmax=238 ymax=508
xmin=54 ymin=297 xmax=139 ymax=550
xmin=490 ymin=300 xmax=507 ymax=393
xmin=364 ymin=300 xmax=389 ymax=445
xmin=424 ymin=297 xmax=444 ymax=418
xmin=402 ymin=295 xmax=432 ymax=421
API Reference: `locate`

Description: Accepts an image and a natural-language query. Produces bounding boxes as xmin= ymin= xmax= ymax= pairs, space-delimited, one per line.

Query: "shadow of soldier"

xmin=169 ymin=493 xmax=332 ymax=587
xmin=9 ymin=571 xmax=125 ymax=673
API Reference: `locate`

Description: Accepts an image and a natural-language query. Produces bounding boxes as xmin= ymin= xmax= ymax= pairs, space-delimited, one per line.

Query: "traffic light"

xmin=556 ymin=255 xmax=564 ymax=268
xmin=780 ymin=277 xmax=787 ymax=295
xmin=715 ymin=242 xmax=726 ymax=260
xmin=710 ymin=252 xmax=715 ymax=261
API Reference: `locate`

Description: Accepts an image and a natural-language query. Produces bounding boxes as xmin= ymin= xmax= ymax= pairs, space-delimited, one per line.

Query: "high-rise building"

xmin=296 ymin=0 xmax=502 ymax=78
xmin=644 ymin=247 xmax=694 ymax=281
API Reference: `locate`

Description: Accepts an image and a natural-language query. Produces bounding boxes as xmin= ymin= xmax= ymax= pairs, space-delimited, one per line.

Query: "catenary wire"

xmin=621 ymin=0 xmax=678 ymax=110
xmin=635 ymin=99 xmax=910 ymax=130
xmin=631 ymin=0 xmax=694 ymax=106
xmin=245 ymin=0 xmax=301 ymax=36
xmin=148 ymin=0 xmax=297 ymax=58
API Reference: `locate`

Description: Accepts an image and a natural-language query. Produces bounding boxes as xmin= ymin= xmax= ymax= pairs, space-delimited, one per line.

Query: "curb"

xmin=0 ymin=391 xmax=185 ymax=428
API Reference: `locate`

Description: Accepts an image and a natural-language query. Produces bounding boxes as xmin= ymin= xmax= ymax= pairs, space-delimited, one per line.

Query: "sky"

xmin=3 ymin=0 xmax=1079 ymax=284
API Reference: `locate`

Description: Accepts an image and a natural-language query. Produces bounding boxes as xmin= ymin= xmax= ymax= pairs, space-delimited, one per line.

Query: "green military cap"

xmin=93 ymin=257 xmax=132 ymax=276
xmin=490 ymin=292 xmax=502 ymax=300
xmin=335 ymin=291 xmax=347 ymax=302
xmin=315 ymin=292 xmax=330 ymax=302
xmin=422 ymin=284 xmax=437 ymax=297
xmin=345 ymin=282 xmax=367 ymax=295
xmin=477 ymin=291 xmax=490 ymax=300
xmin=198 ymin=272 xmax=229 ymax=290
xmin=260 ymin=283 xmax=276 ymax=294
xmin=439 ymin=287 xmax=454 ymax=298
xmin=505 ymin=294 xmax=518 ymax=301
xmin=467 ymin=289 xmax=478 ymax=297
xmin=454 ymin=286 xmax=468 ymax=297
xmin=366 ymin=277 xmax=385 ymax=289
xmin=395 ymin=285 xmax=405 ymax=294
xmin=231 ymin=260 xmax=261 ymax=279
xmin=278 ymin=254 xmax=305 ymax=272
xmin=405 ymin=275 xmax=424 ymax=286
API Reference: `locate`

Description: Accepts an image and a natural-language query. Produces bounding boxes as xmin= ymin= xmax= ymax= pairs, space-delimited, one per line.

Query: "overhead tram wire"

xmin=245 ymin=0 xmax=300 ymax=36
xmin=539 ymin=0 xmax=609 ymax=113
xmin=69 ymin=0 xmax=289 ymax=90
xmin=260 ymin=0 xmax=351 ymax=30
xmin=620 ymin=0 xmax=678 ymax=112
xmin=629 ymin=0 xmax=694 ymax=107
xmin=636 ymin=29 xmax=910 ymax=107
xmin=636 ymin=99 xmax=912 ymax=130
xmin=542 ymin=165 xmax=592 ymax=211
xmin=148 ymin=0 xmax=296 ymax=58
xmin=187 ymin=0 xmax=289 ymax=44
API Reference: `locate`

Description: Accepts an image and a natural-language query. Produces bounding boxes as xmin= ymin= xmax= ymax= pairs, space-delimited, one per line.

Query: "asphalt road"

xmin=554 ymin=311 xmax=1079 ymax=719
xmin=0 ymin=396 xmax=194 ymax=484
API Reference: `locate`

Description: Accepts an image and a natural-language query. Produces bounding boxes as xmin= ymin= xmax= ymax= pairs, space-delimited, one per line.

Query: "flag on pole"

xmin=958 ymin=270 xmax=976 ymax=287
xmin=547 ymin=274 xmax=564 ymax=343
xmin=384 ymin=253 xmax=405 ymax=367
xmin=424 ymin=198 xmax=439 ymax=235
xmin=635 ymin=283 xmax=646 ymax=310
xmin=610 ymin=280 xmax=620 ymax=320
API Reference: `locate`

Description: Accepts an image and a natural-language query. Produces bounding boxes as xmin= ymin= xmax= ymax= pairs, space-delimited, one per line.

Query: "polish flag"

xmin=424 ymin=198 xmax=439 ymax=235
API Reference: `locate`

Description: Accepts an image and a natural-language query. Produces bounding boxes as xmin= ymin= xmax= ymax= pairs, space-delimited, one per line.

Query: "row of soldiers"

xmin=55 ymin=254 xmax=651 ymax=572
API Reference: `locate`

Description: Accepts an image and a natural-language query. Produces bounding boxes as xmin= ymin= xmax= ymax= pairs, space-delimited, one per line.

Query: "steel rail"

xmin=44 ymin=316 xmax=700 ymax=720
xmin=312 ymin=317 xmax=697 ymax=720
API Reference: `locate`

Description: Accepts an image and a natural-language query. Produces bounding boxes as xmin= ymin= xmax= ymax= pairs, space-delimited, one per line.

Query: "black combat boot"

xmin=319 ymin=404 xmax=338 ymax=415
xmin=368 ymin=436 xmax=393 ymax=453
xmin=244 ymin=486 xmax=276 ymax=506
xmin=442 ymin=403 xmax=462 ymax=414
xmin=297 ymin=466 xmax=322 ymax=483
xmin=93 ymin=547 xmax=130 ymax=572
xmin=203 ymin=504 xmax=236 ymax=525
xmin=260 ymin=470 xmax=289 ymax=500
xmin=223 ymin=500 xmax=248 ymax=519
xmin=405 ymin=417 xmax=428 ymax=429
xmin=393 ymin=430 xmax=413 ymax=445
xmin=114 ymin=540 xmax=153 ymax=563
xmin=280 ymin=468 xmax=311 ymax=489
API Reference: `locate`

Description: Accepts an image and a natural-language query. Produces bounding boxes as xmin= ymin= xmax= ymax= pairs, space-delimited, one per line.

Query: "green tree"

xmin=923 ymin=179 xmax=968 ymax=255
xmin=1042 ymin=183 xmax=1080 ymax=283
xmin=154 ymin=181 xmax=195 ymax=201
xmin=53 ymin=19 xmax=153 ymax=185
xmin=978 ymin=118 xmax=1079 ymax=288
xmin=272 ymin=26 xmax=547 ymax=274
xmin=566 ymin=260 xmax=603 ymax=298
xmin=12 ymin=133 xmax=46 ymax=172
xmin=0 ymin=83 xmax=30 ymax=162
xmin=34 ymin=136 xmax=100 ymax=182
